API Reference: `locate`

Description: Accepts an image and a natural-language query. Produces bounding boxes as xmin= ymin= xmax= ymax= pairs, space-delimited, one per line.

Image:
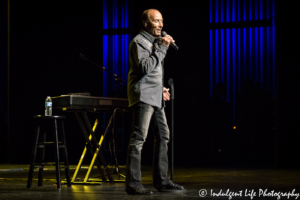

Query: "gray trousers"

xmin=126 ymin=102 xmax=170 ymax=190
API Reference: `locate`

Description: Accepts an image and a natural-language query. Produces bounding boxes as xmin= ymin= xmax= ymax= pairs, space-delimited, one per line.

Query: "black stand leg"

xmin=111 ymin=108 xmax=125 ymax=179
xmin=112 ymin=110 xmax=118 ymax=173
xmin=27 ymin=121 xmax=40 ymax=189
xmin=38 ymin=122 xmax=46 ymax=187
xmin=170 ymin=98 xmax=174 ymax=181
xmin=38 ymin=165 xmax=44 ymax=187
xmin=61 ymin=120 xmax=71 ymax=187
xmin=168 ymin=78 xmax=174 ymax=181
xmin=53 ymin=119 xmax=61 ymax=189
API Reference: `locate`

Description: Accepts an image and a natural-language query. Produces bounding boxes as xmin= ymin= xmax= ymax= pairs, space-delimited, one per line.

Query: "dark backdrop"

xmin=4 ymin=0 xmax=300 ymax=168
xmin=276 ymin=1 xmax=300 ymax=168
xmin=0 ymin=3 xmax=8 ymax=163
xmin=8 ymin=1 xmax=104 ymax=165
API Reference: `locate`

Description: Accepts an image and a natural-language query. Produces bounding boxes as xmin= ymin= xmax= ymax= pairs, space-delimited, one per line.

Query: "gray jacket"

xmin=127 ymin=30 xmax=168 ymax=108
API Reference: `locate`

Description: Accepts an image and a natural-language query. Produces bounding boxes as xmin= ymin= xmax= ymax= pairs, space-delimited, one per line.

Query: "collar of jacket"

xmin=139 ymin=29 xmax=156 ymax=44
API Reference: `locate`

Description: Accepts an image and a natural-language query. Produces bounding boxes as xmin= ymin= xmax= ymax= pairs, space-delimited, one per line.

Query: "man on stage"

xmin=126 ymin=9 xmax=184 ymax=195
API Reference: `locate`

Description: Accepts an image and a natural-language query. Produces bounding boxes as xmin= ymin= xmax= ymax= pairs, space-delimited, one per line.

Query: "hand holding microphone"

xmin=161 ymin=31 xmax=179 ymax=50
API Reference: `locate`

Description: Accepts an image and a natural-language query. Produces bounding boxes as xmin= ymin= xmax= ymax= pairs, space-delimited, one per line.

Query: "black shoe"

xmin=155 ymin=181 xmax=184 ymax=190
xmin=126 ymin=188 xmax=153 ymax=195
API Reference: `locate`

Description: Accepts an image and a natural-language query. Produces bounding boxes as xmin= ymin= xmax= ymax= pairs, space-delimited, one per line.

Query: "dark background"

xmin=1 ymin=0 xmax=299 ymax=168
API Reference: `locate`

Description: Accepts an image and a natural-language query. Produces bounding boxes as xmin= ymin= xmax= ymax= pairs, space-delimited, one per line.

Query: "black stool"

xmin=27 ymin=115 xmax=71 ymax=189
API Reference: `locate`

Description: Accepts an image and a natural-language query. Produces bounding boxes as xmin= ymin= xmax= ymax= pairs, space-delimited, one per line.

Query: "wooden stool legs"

xmin=27 ymin=116 xmax=71 ymax=189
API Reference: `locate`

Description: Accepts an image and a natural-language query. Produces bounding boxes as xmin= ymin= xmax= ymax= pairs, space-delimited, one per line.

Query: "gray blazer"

xmin=127 ymin=30 xmax=168 ymax=108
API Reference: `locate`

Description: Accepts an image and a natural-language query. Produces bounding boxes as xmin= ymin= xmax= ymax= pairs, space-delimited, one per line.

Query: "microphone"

xmin=161 ymin=31 xmax=179 ymax=50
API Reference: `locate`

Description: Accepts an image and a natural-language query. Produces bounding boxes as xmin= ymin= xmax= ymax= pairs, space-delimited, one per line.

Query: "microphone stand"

xmin=168 ymin=78 xmax=174 ymax=181
xmin=79 ymin=53 xmax=125 ymax=92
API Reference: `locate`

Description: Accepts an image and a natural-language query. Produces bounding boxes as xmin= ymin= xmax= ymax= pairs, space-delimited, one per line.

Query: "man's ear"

xmin=143 ymin=20 xmax=147 ymax=28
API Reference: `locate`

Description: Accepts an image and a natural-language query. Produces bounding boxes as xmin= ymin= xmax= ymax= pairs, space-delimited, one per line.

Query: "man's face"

xmin=144 ymin=10 xmax=163 ymax=37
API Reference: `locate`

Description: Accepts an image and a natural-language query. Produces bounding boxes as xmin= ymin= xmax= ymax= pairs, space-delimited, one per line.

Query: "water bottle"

xmin=45 ymin=96 xmax=52 ymax=116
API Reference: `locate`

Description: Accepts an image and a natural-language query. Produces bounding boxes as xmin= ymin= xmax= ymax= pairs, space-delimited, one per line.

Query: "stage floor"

xmin=1 ymin=164 xmax=300 ymax=199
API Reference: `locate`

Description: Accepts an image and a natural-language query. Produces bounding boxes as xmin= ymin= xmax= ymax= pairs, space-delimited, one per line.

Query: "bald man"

xmin=126 ymin=9 xmax=184 ymax=195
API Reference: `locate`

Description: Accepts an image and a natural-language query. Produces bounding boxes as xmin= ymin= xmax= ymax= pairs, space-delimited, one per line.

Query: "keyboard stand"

xmin=61 ymin=108 xmax=126 ymax=184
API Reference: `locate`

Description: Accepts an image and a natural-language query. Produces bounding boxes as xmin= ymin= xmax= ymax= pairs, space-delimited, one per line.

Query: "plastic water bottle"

xmin=45 ymin=96 xmax=52 ymax=116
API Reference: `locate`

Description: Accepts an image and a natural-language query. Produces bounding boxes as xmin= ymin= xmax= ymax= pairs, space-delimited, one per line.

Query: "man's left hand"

xmin=163 ymin=87 xmax=170 ymax=101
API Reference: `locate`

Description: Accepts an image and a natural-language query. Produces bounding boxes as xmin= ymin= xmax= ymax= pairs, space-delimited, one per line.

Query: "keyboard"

xmin=52 ymin=95 xmax=128 ymax=110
